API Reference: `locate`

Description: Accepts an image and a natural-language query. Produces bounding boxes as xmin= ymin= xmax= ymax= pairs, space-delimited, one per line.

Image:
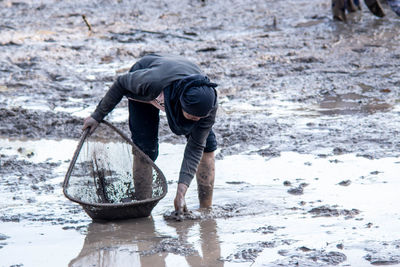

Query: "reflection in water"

xmin=319 ymin=93 xmax=391 ymax=115
xmin=166 ymin=218 xmax=224 ymax=267
xmin=69 ymin=217 xmax=223 ymax=267
xmin=69 ymin=217 xmax=165 ymax=267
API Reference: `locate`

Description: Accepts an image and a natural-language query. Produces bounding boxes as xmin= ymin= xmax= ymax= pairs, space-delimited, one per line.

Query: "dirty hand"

xmin=173 ymin=183 xmax=189 ymax=221
xmin=82 ymin=116 xmax=99 ymax=134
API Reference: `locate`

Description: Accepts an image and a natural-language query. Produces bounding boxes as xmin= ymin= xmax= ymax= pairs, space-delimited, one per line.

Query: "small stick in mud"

xmin=130 ymin=28 xmax=196 ymax=41
xmin=81 ymin=14 xmax=92 ymax=32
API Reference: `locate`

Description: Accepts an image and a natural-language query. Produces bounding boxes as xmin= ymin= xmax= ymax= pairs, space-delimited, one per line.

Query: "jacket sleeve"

xmin=91 ymin=69 xmax=157 ymax=122
xmin=91 ymin=80 xmax=127 ymax=122
xmin=117 ymin=69 xmax=160 ymax=101
xmin=178 ymin=108 xmax=217 ymax=186
xmin=91 ymin=55 xmax=158 ymax=121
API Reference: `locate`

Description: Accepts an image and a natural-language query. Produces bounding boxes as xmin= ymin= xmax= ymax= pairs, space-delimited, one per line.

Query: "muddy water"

xmin=1 ymin=141 xmax=400 ymax=266
xmin=1 ymin=0 xmax=400 ymax=266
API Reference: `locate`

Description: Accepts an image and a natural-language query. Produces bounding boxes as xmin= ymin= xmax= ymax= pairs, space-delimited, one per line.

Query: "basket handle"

xmin=63 ymin=128 xmax=90 ymax=189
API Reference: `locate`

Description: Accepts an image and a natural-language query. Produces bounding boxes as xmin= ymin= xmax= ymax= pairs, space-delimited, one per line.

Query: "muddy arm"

xmin=178 ymin=106 xmax=216 ymax=186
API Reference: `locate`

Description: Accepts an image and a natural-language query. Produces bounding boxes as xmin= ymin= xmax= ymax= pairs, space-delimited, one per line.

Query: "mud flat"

xmin=1 ymin=0 xmax=400 ymax=266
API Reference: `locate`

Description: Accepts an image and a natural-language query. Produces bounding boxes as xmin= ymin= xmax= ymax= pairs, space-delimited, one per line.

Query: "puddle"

xmin=318 ymin=92 xmax=392 ymax=115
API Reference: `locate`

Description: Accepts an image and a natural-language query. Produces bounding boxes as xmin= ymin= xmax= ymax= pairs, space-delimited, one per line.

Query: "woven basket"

xmin=63 ymin=121 xmax=167 ymax=221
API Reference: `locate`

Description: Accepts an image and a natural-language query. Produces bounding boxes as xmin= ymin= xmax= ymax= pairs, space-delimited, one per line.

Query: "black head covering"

xmin=164 ymin=75 xmax=217 ymax=135
xmin=180 ymin=84 xmax=216 ymax=117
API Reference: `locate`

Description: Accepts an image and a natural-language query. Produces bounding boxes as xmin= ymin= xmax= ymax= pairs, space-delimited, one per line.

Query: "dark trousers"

xmin=128 ymin=100 xmax=217 ymax=161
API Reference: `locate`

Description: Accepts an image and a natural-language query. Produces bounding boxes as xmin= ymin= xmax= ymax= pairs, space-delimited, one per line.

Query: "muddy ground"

xmin=0 ymin=0 xmax=400 ymax=266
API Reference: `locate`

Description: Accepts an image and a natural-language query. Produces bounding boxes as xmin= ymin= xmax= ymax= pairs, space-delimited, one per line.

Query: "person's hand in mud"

xmin=82 ymin=116 xmax=99 ymax=134
xmin=173 ymin=183 xmax=190 ymax=221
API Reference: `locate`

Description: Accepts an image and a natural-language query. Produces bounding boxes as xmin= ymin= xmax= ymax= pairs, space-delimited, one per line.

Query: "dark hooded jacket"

xmin=91 ymin=54 xmax=218 ymax=186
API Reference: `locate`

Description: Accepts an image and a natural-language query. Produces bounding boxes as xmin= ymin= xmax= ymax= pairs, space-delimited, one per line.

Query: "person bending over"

xmin=82 ymin=54 xmax=218 ymax=219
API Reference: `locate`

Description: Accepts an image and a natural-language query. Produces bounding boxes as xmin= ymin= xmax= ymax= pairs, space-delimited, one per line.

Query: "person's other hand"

xmin=82 ymin=116 xmax=99 ymax=134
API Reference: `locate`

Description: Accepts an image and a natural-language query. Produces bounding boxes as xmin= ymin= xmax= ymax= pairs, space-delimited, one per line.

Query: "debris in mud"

xmin=357 ymin=153 xmax=375 ymax=160
xmin=333 ymin=147 xmax=347 ymax=155
xmin=370 ymin=170 xmax=381 ymax=175
xmin=255 ymin=146 xmax=280 ymax=158
xmin=196 ymin=47 xmax=217 ymax=53
xmin=0 ymin=215 xmax=20 ymax=223
xmin=253 ymin=225 xmax=285 ymax=234
xmin=365 ymin=222 xmax=374 ymax=228
xmin=308 ymin=205 xmax=360 ymax=218
xmin=298 ymin=246 xmax=313 ymax=252
xmin=225 ymin=240 xmax=295 ymax=263
xmin=287 ymin=186 xmax=304 ymax=195
xmin=0 ymin=233 xmax=9 ymax=248
xmin=225 ymin=181 xmax=246 ymax=185
xmin=283 ymin=180 xmax=292 ymax=186
xmin=141 ymin=238 xmax=196 ymax=257
xmin=287 ymin=182 xmax=309 ymax=195
xmin=271 ymin=248 xmax=347 ymax=266
xmin=338 ymin=180 xmax=352 ymax=186
xmin=291 ymin=56 xmax=322 ymax=64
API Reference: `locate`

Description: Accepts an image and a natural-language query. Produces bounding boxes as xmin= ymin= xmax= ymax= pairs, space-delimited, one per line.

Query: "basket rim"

xmin=62 ymin=120 xmax=168 ymax=208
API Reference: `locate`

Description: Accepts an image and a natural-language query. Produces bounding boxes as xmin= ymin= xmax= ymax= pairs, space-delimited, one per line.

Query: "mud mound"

xmin=0 ymin=107 xmax=83 ymax=139
xmin=364 ymin=240 xmax=400 ymax=265
xmin=224 ymin=240 xmax=297 ymax=263
xmin=308 ymin=205 xmax=360 ymax=218
xmin=273 ymin=248 xmax=347 ymax=266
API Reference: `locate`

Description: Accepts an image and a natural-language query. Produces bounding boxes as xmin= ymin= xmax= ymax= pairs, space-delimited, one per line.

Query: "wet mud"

xmin=1 ymin=0 xmax=400 ymax=266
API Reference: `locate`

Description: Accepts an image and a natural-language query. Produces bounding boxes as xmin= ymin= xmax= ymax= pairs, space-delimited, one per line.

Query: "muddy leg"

xmin=196 ymin=151 xmax=215 ymax=208
xmin=133 ymin=155 xmax=153 ymax=200
xmin=332 ymin=0 xmax=347 ymax=21
xmin=364 ymin=0 xmax=385 ymax=17
xmin=346 ymin=0 xmax=358 ymax=12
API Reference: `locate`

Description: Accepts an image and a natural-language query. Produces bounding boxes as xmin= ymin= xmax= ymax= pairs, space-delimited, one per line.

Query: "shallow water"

xmin=1 ymin=140 xmax=400 ymax=266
